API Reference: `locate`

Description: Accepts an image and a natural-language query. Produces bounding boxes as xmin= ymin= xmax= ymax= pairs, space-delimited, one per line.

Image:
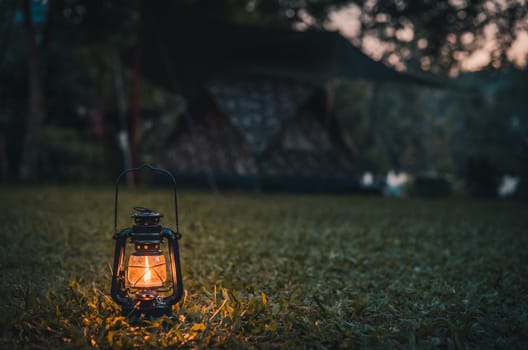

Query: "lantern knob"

xmin=131 ymin=207 xmax=163 ymax=225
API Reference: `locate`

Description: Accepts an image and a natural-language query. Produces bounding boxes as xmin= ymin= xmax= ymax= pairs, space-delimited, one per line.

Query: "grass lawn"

xmin=0 ymin=187 xmax=527 ymax=348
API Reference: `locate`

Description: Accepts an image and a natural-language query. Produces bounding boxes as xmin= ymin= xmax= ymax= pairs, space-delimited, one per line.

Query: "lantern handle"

xmin=114 ymin=164 xmax=179 ymax=235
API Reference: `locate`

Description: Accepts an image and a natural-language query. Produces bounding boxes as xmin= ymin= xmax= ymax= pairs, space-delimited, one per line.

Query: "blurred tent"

xmin=134 ymin=2 xmax=440 ymax=191
xmin=163 ymin=80 xmax=358 ymax=191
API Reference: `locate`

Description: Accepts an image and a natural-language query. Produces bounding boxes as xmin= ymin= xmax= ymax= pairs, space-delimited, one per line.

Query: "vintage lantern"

xmin=111 ymin=165 xmax=183 ymax=319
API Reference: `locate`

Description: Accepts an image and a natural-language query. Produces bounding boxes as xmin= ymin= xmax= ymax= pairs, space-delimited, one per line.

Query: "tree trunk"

xmin=19 ymin=0 xmax=46 ymax=181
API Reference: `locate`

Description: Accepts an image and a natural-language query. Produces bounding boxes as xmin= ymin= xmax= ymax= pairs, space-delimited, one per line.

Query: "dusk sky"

xmin=324 ymin=2 xmax=528 ymax=74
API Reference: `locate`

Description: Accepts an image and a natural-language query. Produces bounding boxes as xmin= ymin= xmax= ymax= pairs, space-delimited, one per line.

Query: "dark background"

xmin=1 ymin=0 xmax=527 ymax=197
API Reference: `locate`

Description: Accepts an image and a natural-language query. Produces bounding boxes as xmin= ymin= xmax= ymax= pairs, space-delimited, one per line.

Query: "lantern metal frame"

xmin=110 ymin=164 xmax=183 ymax=319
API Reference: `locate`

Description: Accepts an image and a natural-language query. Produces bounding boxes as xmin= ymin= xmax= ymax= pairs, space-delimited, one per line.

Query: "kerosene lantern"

xmin=111 ymin=165 xmax=183 ymax=319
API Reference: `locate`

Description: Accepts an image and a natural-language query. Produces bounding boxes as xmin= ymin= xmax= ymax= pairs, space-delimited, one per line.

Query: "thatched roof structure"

xmin=134 ymin=3 xmax=437 ymax=190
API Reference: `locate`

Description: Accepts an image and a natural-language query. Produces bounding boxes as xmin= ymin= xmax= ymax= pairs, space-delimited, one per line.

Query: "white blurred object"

xmin=386 ymin=170 xmax=411 ymax=187
xmin=498 ymin=175 xmax=519 ymax=197
xmin=361 ymin=172 xmax=374 ymax=186
xmin=385 ymin=170 xmax=412 ymax=197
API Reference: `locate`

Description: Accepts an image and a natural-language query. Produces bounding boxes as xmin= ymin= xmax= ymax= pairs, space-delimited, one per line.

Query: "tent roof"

xmin=138 ymin=4 xmax=438 ymax=94
xmin=207 ymin=78 xmax=315 ymax=153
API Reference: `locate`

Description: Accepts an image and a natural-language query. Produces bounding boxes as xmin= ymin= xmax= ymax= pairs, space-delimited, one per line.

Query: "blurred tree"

xmin=1 ymin=0 xmax=138 ymax=182
xmin=18 ymin=0 xmax=51 ymax=181
xmin=354 ymin=0 xmax=527 ymax=74
xmin=451 ymin=68 xmax=528 ymax=196
xmin=0 ymin=0 xmax=17 ymax=181
xmin=229 ymin=0 xmax=527 ymax=74
xmin=335 ymin=80 xmax=453 ymax=175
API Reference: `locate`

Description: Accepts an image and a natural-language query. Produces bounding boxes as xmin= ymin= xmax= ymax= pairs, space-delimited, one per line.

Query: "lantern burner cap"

xmin=132 ymin=207 xmax=163 ymax=219
xmin=137 ymin=291 xmax=157 ymax=301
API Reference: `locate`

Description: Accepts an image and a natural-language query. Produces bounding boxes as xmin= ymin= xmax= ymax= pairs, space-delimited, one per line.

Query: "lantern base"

xmin=122 ymin=291 xmax=173 ymax=320
xmin=122 ymin=304 xmax=173 ymax=320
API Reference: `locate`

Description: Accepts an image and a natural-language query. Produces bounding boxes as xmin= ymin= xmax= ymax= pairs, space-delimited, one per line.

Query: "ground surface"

xmin=0 ymin=187 xmax=527 ymax=349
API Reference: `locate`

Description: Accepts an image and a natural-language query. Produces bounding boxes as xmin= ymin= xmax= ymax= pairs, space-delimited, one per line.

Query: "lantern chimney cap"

xmin=131 ymin=206 xmax=163 ymax=219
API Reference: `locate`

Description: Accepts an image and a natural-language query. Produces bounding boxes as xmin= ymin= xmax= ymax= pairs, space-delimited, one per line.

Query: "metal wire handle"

xmin=114 ymin=164 xmax=179 ymax=235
